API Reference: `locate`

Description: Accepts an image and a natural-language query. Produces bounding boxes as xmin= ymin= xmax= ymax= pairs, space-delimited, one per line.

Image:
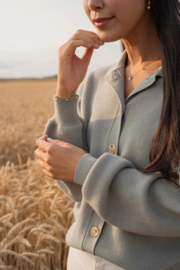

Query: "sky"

xmin=0 ymin=0 xmax=123 ymax=79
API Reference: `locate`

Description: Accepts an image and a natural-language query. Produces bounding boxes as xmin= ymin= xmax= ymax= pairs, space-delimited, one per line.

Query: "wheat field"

xmin=0 ymin=79 xmax=75 ymax=270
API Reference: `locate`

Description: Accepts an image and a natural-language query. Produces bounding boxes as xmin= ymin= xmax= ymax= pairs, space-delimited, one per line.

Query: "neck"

xmin=121 ymin=12 xmax=162 ymax=69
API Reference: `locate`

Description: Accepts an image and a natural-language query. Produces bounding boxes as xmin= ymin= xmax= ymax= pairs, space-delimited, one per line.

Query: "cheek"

xmin=113 ymin=0 xmax=145 ymax=31
xmin=112 ymin=0 xmax=145 ymax=12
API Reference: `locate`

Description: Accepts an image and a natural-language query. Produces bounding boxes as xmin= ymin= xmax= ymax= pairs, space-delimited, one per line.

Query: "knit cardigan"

xmin=44 ymin=49 xmax=180 ymax=270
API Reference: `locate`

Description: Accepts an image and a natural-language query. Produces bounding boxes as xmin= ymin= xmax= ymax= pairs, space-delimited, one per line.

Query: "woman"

xmin=34 ymin=0 xmax=180 ymax=269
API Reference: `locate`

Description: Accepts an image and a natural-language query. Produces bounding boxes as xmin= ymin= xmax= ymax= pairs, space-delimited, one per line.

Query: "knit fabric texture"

xmin=44 ymin=49 xmax=180 ymax=270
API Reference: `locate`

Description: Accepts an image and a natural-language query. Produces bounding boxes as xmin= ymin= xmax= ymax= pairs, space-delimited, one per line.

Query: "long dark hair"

xmin=121 ymin=0 xmax=180 ymax=186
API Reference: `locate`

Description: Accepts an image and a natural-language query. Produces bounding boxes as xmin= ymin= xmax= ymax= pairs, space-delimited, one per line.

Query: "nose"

xmin=88 ymin=0 xmax=103 ymax=11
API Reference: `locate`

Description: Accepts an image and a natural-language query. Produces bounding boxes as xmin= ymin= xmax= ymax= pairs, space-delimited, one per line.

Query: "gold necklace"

xmin=124 ymin=54 xmax=162 ymax=80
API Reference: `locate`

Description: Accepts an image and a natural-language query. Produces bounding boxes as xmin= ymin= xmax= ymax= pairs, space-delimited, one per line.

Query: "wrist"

xmin=56 ymin=89 xmax=75 ymax=98
xmin=56 ymin=94 xmax=75 ymax=98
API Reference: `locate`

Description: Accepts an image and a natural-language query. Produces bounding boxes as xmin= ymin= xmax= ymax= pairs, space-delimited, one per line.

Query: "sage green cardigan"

xmin=44 ymin=49 xmax=180 ymax=270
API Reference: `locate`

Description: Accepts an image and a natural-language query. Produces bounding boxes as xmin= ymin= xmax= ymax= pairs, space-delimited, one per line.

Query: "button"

xmin=112 ymin=73 xmax=117 ymax=80
xmin=90 ymin=227 xmax=99 ymax=237
xmin=109 ymin=144 xmax=116 ymax=154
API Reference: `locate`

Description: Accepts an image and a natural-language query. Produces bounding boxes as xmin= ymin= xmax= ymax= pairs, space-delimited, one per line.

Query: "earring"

xmin=148 ymin=0 xmax=151 ymax=9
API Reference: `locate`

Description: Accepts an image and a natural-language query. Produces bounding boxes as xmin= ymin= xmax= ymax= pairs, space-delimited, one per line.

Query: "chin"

xmin=97 ymin=32 xmax=123 ymax=43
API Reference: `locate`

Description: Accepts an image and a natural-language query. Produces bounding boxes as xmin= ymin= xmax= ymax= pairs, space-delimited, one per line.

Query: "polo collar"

xmin=105 ymin=49 xmax=163 ymax=111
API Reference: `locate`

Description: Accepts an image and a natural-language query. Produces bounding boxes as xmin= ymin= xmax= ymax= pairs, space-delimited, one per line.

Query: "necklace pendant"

xmin=128 ymin=77 xmax=132 ymax=80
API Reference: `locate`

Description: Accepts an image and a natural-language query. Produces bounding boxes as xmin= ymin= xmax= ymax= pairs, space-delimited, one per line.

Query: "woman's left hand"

xmin=34 ymin=135 xmax=87 ymax=182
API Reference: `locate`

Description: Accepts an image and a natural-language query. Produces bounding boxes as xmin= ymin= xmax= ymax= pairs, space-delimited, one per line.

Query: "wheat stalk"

xmin=0 ymin=250 xmax=35 ymax=267
xmin=0 ymin=79 xmax=75 ymax=270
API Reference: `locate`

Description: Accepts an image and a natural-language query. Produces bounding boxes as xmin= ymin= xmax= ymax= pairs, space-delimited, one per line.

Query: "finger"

xmin=73 ymin=32 xmax=104 ymax=47
xmin=36 ymin=135 xmax=48 ymax=145
xmin=34 ymin=148 xmax=47 ymax=162
xmin=81 ymin=46 xmax=94 ymax=66
xmin=42 ymin=168 xmax=54 ymax=179
xmin=37 ymin=158 xmax=52 ymax=172
xmin=64 ymin=39 xmax=98 ymax=57
xmin=36 ymin=138 xmax=50 ymax=152
xmin=75 ymin=29 xmax=102 ymax=39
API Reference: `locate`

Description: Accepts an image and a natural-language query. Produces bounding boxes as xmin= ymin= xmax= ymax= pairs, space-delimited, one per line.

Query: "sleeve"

xmin=73 ymin=152 xmax=180 ymax=237
xmin=43 ymin=78 xmax=87 ymax=203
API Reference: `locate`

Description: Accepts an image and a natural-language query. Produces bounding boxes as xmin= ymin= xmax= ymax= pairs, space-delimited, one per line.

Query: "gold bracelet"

xmin=53 ymin=94 xmax=78 ymax=102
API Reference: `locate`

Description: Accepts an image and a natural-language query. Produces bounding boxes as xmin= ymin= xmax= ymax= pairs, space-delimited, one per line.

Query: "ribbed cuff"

xmin=74 ymin=153 xmax=97 ymax=185
xmin=53 ymin=95 xmax=81 ymax=126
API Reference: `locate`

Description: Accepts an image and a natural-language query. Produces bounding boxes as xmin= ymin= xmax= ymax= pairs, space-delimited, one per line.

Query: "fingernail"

xmin=47 ymin=138 xmax=53 ymax=142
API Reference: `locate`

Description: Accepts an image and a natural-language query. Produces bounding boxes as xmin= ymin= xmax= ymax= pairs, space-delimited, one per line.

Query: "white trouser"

xmin=67 ymin=246 xmax=126 ymax=270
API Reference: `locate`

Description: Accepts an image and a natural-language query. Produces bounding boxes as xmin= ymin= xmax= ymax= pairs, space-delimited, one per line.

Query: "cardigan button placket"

xmin=90 ymin=227 xmax=100 ymax=237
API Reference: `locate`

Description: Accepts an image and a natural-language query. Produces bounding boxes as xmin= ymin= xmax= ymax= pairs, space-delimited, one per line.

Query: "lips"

xmin=92 ymin=16 xmax=115 ymax=23
xmin=93 ymin=17 xmax=115 ymax=29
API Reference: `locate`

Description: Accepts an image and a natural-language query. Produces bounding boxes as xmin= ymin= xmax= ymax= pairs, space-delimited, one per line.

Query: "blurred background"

xmin=0 ymin=1 xmax=123 ymax=269
xmin=0 ymin=0 xmax=123 ymax=79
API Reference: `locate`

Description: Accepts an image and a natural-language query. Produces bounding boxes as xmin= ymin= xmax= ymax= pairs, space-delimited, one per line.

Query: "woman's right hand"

xmin=56 ymin=29 xmax=104 ymax=97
